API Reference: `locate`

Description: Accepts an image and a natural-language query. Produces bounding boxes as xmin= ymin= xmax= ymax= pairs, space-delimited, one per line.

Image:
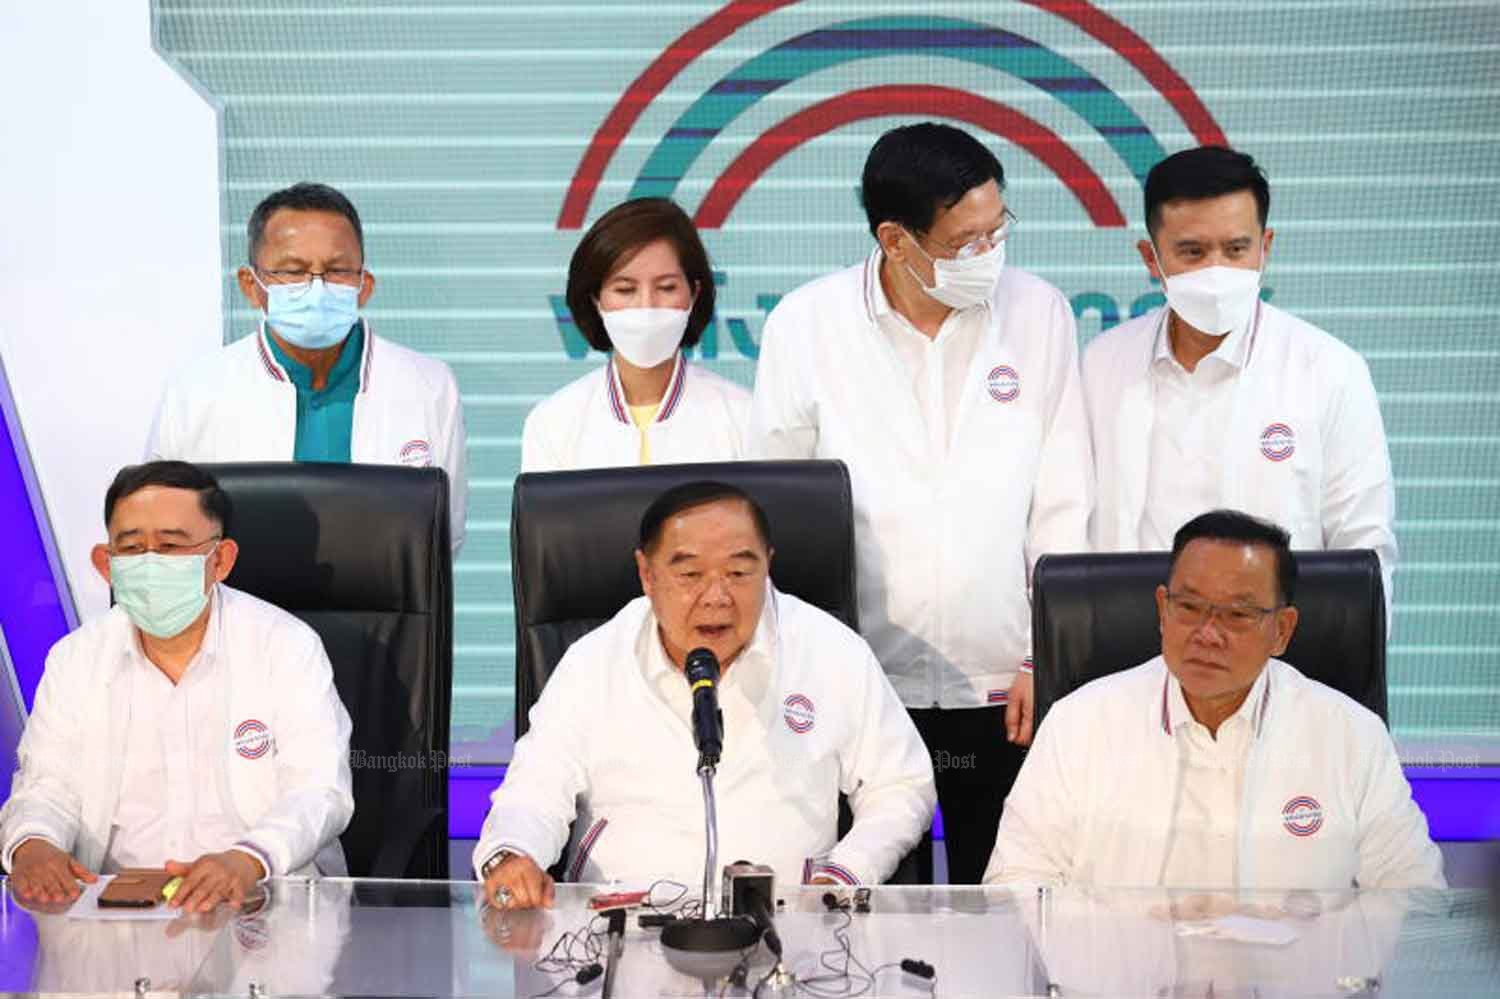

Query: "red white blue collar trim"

xmin=606 ymin=351 xmax=686 ymax=425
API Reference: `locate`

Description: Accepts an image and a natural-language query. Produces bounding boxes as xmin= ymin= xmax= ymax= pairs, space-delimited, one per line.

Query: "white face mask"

xmin=598 ymin=306 xmax=689 ymax=369
xmin=904 ymin=233 xmax=1005 ymax=310
xmin=1152 ymin=243 xmax=1265 ymax=335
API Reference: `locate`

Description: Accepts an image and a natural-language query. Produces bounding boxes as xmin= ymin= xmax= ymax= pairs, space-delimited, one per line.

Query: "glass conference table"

xmin=0 ymin=878 xmax=1494 ymax=997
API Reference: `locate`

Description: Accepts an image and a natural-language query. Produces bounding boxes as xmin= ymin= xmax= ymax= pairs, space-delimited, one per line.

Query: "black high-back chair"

xmin=1031 ymin=550 xmax=1388 ymax=730
xmin=511 ymin=459 xmax=925 ymax=883
xmin=205 ymin=462 xmax=453 ymax=879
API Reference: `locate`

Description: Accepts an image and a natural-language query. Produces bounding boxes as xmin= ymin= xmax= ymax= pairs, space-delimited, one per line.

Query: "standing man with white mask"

xmin=0 ymin=461 xmax=353 ymax=910
xmin=1084 ymin=147 xmax=1396 ymax=610
xmin=521 ymin=198 xmax=749 ymax=472
xmin=750 ymin=123 xmax=1093 ymax=883
xmin=146 ymin=183 xmax=469 ymax=551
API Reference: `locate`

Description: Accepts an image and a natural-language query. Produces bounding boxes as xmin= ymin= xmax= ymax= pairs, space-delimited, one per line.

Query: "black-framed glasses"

xmin=1165 ymin=591 xmax=1281 ymax=633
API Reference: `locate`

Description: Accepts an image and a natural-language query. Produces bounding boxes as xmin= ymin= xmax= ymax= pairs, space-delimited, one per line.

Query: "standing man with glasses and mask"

xmin=146 ymin=182 xmax=469 ymax=551
xmin=985 ymin=509 xmax=1442 ymax=890
xmin=0 ymin=461 xmax=354 ymax=910
xmin=750 ymin=123 xmax=1093 ymax=883
xmin=1083 ymin=147 xmax=1396 ymax=618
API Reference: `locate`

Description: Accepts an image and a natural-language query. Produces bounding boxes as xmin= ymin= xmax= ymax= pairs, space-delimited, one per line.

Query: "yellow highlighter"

xmin=161 ymin=876 xmax=184 ymax=903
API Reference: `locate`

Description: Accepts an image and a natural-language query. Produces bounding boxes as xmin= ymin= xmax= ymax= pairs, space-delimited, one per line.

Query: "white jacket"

xmin=0 ymin=586 xmax=354 ymax=878
xmin=520 ymin=352 xmax=750 ymax=472
xmin=1083 ymin=303 xmax=1396 ymax=605
xmin=750 ymin=251 xmax=1093 ymax=707
xmin=474 ymin=588 xmax=935 ymax=886
xmin=984 ymin=656 xmax=1444 ymax=891
xmin=146 ymin=323 xmax=469 ymax=552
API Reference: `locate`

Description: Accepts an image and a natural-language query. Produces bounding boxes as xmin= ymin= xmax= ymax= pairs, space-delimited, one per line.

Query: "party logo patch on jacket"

xmin=1281 ymin=795 xmax=1324 ymax=837
xmin=986 ymin=365 xmax=1021 ymax=403
xmin=399 ymin=439 xmax=433 ymax=467
xmin=234 ymin=719 xmax=273 ymax=760
xmin=1260 ymin=423 xmax=1296 ymax=462
xmin=783 ymin=693 xmax=816 ymax=734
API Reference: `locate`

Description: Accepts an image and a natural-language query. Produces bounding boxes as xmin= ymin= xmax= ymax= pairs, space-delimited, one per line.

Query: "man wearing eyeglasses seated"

xmin=0 ymin=461 xmax=354 ymax=911
xmin=984 ymin=509 xmax=1444 ymax=891
xmin=146 ymin=182 xmax=468 ymax=552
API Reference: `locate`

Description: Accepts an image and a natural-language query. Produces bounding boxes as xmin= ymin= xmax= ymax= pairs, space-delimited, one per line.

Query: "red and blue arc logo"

xmin=783 ymin=693 xmax=816 ymax=733
xmin=1282 ymin=795 xmax=1324 ymax=837
xmin=559 ymin=1 xmax=1225 ymax=231
xmin=399 ymin=439 xmax=432 ymax=467
xmin=1260 ymin=422 xmax=1296 ymax=462
xmin=987 ymin=365 xmax=1021 ymax=403
xmin=234 ymin=719 xmax=271 ymax=760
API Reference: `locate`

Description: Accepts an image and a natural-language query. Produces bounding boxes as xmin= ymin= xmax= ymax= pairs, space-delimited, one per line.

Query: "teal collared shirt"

xmin=265 ymin=321 xmax=364 ymax=463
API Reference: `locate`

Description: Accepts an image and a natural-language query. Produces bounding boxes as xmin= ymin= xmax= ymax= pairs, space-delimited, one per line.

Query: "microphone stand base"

xmin=660 ymin=916 xmax=762 ymax=953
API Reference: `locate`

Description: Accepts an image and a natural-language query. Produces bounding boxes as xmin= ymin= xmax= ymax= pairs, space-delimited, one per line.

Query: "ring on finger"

xmin=494 ymin=885 xmax=513 ymax=908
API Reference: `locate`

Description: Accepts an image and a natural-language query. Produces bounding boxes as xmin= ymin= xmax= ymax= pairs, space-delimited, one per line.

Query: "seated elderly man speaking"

xmin=476 ymin=481 xmax=935 ymax=908
xmin=0 ymin=461 xmax=353 ymax=911
xmin=985 ymin=510 xmax=1443 ymax=891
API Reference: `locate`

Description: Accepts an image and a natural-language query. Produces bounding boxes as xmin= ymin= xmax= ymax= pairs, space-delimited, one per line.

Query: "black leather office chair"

xmin=512 ymin=459 xmax=927 ymax=884
xmin=205 ymin=462 xmax=453 ymax=879
xmin=1031 ymin=549 xmax=1388 ymax=730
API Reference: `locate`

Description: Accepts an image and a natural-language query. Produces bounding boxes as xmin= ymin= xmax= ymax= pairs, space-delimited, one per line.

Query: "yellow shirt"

xmin=628 ymin=403 xmax=660 ymax=464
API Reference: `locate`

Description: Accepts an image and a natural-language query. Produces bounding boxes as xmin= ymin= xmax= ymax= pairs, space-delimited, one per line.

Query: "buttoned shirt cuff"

xmin=230 ymin=842 xmax=273 ymax=885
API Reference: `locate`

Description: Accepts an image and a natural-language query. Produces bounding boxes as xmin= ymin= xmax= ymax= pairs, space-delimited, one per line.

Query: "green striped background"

xmin=154 ymin=1 xmax=1500 ymax=760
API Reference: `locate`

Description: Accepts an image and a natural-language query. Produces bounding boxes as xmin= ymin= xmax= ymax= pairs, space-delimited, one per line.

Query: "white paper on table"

xmin=1175 ymin=914 xmax=1298 ymax=946
xmin=65 ymin=875 xmax=185 ymax=921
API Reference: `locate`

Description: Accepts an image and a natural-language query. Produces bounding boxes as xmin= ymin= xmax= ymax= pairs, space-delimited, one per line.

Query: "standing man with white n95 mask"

xmin=749 ymin=123 xmax=1093 ymax=883
xmin=146 ymin=182 xmax=469 ymax=552
xmin=1083 ymin=147 xmax=1396 ymax=616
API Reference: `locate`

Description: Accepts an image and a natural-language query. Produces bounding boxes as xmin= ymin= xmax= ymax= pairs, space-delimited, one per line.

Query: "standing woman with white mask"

xmin=520 ymin=198 xmax=750 ymax=472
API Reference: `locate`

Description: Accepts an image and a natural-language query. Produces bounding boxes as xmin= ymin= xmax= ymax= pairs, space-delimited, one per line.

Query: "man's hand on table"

xmin=9 ymin=838 xmax=97 ymax=904
xmin=165 ymin=850 xmax=264 ymax=913
xmin=483 ymin=852 xmax=555 ymax=910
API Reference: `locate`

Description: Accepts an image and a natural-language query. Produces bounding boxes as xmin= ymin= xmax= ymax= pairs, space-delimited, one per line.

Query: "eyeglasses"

xmin=922 ymin=208 xmax=1019 ymax=260
xmin=109 ymin=536 xmax=221 ymax=558
xmin=1165 ymin=591 xmax=1281 ymax=634
xmin=254 ymin=267 xmax=365 ymax=294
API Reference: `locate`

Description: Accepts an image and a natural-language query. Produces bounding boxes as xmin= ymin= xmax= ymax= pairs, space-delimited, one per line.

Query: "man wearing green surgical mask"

xmin=0 ymin=461 xmax=353 ymax=912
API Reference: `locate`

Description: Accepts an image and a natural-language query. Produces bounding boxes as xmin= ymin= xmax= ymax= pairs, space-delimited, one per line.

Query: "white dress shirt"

xmin=871 ymin=273 xmax=987 ymax=455
xmin=474 ymin=587 xmax=935 ymax=885
xmin=107 ymin=597 xmax=245 ymax=871
xmin=1159 ymin=668 xmax=1268 ymax=888
xmin=750 ymin=250 xmax=1093 ymax=707
xmin=1140 ymin=316 xmax=1250 ymax=549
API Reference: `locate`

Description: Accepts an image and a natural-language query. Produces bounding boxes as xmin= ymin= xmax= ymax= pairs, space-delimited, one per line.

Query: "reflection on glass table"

xmin=0 ymin=879 xmax=1494 ymax=997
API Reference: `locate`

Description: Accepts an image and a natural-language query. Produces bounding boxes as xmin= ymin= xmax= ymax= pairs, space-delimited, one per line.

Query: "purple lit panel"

xmin=0 ymin=356 xmax=75 ymax=710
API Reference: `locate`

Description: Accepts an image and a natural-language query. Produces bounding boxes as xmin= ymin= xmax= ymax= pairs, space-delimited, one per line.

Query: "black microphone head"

xmin=685 ymin=647 xmax=720 ymax=684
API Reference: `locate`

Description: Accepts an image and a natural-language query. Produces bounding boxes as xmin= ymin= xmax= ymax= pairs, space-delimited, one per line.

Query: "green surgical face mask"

xmin=109 ymin=546 xmax=215 ymax=639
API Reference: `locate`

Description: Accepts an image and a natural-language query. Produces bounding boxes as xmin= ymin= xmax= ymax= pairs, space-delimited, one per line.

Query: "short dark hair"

xmin=104 ymin=461 xmax=233 ymax=537
xmin=1144 ymin=146 xmax=1270 ymax=238
xmin=859 ymin=123 xmax=1005 ymax=238
xmin=638 ymin=481 xmax=771 ymax=554
xmin=1169 ymin=509 xmax=1296 ymax=605
xmin=565 ymin=198 xmax=716 ymax=354
xmin=247 ymin=182 xmax=364 ymax=265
